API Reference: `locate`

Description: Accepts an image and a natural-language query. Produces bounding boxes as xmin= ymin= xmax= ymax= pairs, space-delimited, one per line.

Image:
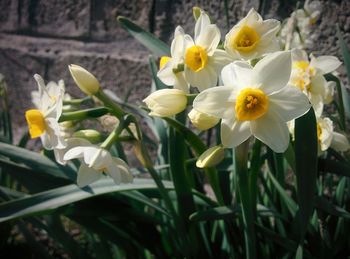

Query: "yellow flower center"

xmin=292 ymin=61 xmax=315 ymax=92
xmin=25 ymin=109 xmax=46 ymax=138
xmin=235 ymin=88 xmax=269 ymax=121
xmin=98 ymin=166 xmax=108 ymax=173
xmin=159 ymin=56 xmax=172 ymax=69
xmin=185 ymin=45 xmax=208 ymax=72
xmin=231 ymin=25 xmax=260 ymax=52
xmin=317 ymin=123 xmax=322 ymax=142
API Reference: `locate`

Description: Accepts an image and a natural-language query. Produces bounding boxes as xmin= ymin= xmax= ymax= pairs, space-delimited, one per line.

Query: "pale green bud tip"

xmin=192 ymin=7 xmax=202 ymax=20
xmin=196 ymin=145 xmax=225 ymax=168
xmin=68 ymin=64 xmax=100 ymax=96
xmin=73 ymin=129 xmax=102 ymax=144
xmin=143 ymin=89 xmax=187 ymax=117
xmin=188 ymin=109 xmax=219 ymax=130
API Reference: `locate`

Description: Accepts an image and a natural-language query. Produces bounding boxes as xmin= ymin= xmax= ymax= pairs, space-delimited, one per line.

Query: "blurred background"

xmin=0 ymin=0 xmax=349 ymax=141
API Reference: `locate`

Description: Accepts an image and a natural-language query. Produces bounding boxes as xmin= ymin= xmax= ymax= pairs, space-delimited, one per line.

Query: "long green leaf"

xmin=315 ymin=196 xmax=350 ymax=219
xmin=294 ymin=108 xmax=318 ymax=241
xmin=117 ymin=16 xmax=170 ymax=57
xmin=0 ymin=142 xmax=75 ymax=181
xmin=0 ymin=178 xmax=174 ymax=223
xmin=318 ymin=158 xmax=350 ymax=177
xmin=336 ymin=26 xmax=350 ymax=121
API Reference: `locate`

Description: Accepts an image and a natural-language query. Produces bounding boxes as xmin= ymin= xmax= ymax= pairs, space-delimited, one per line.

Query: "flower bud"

xmin=196 ymin=145 xmax=225 ymax=168
xmin=68 ymin=64 xmax=100 ymax=95
xmin=73 ymin=129 xmax=102 ymax=144
xmin=143 ymin=89 xmax=187 ymax=117
xmin=188 ymin=108 xmax=219 ymax=130
xmin=192 ymin=7 xmax=201 ymax=20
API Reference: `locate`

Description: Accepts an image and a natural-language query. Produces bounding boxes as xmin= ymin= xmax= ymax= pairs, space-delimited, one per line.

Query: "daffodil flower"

xmin=64 ymin=145 xmax=133 ymax=187
xmin=25 ymin=74 xmax=66 ymax=150
xmin=290 ymin=49 xmax=341 ymax=116
xmin=289 ymin=117 xmax=349 ymax=153
xmin=157 ymin=26 xmax=189 ymax=92
xmin=193 ymin=51 xmax=311 ymax=153
xmin=224 ymin=8 xmax=280 ymax=61
xmin=182 ymin=10 xmax=231 ymax=91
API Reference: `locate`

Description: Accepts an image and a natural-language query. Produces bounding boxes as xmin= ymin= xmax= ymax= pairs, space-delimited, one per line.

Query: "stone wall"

xmin=0 ymin=0 xmax=349 ymax=141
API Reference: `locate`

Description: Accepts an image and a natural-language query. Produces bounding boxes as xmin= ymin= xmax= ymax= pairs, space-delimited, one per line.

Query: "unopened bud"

xmin=69 ymin=64 xmax=100 ymax=95
xmin=143 ymin=89 xmax=187 ymax=117
xmin=73 ymin=129 xmax=102 ymax=144
xmin=188 ymin=108 xmax=219 ymax=130
xmin=196 ymin=145 xmax=225 ymax=168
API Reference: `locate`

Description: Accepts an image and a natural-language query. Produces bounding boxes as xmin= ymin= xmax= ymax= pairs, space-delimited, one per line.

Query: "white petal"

xmin=111 ymin=158 xmax=133 ymax=183
xmin=310 ymin=55 xmax=342 ymax=74
xmin=107 ymin=164 xmax=121 ymax=184
xmin=40 ymin=132 xmax=53 ymax=150
xmin=209 ymin=49 xmax=232 ymax=73
xmin=193 ymin=86 xmax=236 ymax=118
xmin=268 ymin=85 xmax=311 ymax=122
xmin=46 ymin=118 xmax=66 ymax=149
xmin=310 ymin=73 xmax=326 ymax=96
xmin=252 ymin=51 xmax=292 ymax=94
xmin=244 ymin=8 xmax=263 ymax=27
xmin=309 ymin=94 xmax=324 ymax=118
xmin=157 ymin=61 xmax=176 ymax=86
xmin=171 ymin=26 xmax=185 ymax=60
xmin=256 ymin=19 xmax=280 ymax=38
xmin=173 ymin=73 xmax=189 ymax=93
xmin=184 ymin=65 xmax=217 ymax=91
xmin=194 ymin=11 xmax=211 ymax=41
xmin=77 ymin=163 xmax=101 ymax=187
xmin=331 ymin=132 xmax=350 ymax=152
xmin=220 ymin=117 xmax=251 ymax=148
xmin=221 ymin=61 xmax=253 ymax=89
xmin=63 ymin=146 xmax=85 ymax=160
xmin=251 ymin=114 xmax=290 ymax=153
xmin=196 ymin=24 xmax=221 ymax=54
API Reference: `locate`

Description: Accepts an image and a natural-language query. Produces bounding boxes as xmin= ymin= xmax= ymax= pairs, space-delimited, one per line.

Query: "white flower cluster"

xmin=26 ymin=67 xmax=133 ymax=187
xmin=144 ymin=6 xmax=349 ymax=155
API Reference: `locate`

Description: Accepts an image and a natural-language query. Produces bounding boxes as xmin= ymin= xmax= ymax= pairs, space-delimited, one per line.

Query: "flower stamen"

xmin=235 ymin=88 xmax=269 ymax=121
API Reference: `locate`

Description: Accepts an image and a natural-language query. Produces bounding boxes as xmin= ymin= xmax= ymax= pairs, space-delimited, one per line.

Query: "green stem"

xmin=100 ymin=119 xmax=126 ymax=150
xmin=95 ymin=89 xmax=125 ymax=119
xmin=59 ymin=107 xmax=110 ymax=122
xmin=235 ymin=140 xmax=256 ymax=259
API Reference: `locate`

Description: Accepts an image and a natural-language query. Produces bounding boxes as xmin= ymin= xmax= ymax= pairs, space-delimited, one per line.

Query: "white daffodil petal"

xmin=112 ymin=157 xmax=133 ymax=183
xmin=221 ymin=61 xmax=253 ymax=89
xmin=309 ymin=94 xmax=324 ymax=117
xmin=46 ymin=118 xmax=66 ymax=149
xmin=252 ymin=51 xmax=292 ymax=94
xmin=107 ymin=164 xmax=122 ymax=184
xmin=185 ymin=65 xmax=217 ymax=91
xmin=220 ymin=117 xmax=251 ymax=148
xmin=311 ymin=55 xmax=342 ymax=74
xmin=251 ymin=114 xmax=290 ymax=153
xmin=171 ymin=26 xmax=185 ymax=59
xmin=195 ymin=11 xmax=211 ymax=40
xmin=63 ymin=146 xmax=86 ymax=160
xmin=196 ymin=24 xmax=221 ymax=54
xmin=174 ymin=73 xmax=189 ymax=93
xmin=209 ymin=49 xmax=232 ymax=73
xmin=55 ymin=138 xmax=91 ymax=165
xmin=40 ymin=132 xmax=53 ymax=150
xmin=77 ymin=163 xmax=101 ymax=187
xmin=331 ymin=132 xmax=350 ymax=152
xmin=244 ymin=8 xmax=262 ymax=26
xmin=193 ymin=86 xmax=236 ymax=117
xmin=257 ymin=19 xmax=281 ymax=38
xmin=310 ymin=73 xmax=326 ymax=96
xmin=157 ymin=62 xmax=176 ymax=86
xmin=268 ymin=85 xmax=311 ymax=122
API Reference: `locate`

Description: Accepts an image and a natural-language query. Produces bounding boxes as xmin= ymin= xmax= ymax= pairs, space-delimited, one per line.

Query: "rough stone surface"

xmin=0 ymin=0 xmax=349 ymax=143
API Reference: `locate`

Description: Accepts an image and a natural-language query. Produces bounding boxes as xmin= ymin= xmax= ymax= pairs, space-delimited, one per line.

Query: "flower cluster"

xmin=143 ymin=5 xmax=349 ymax=161
xmin=25 ymin=66 xmax=133 ymax=187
